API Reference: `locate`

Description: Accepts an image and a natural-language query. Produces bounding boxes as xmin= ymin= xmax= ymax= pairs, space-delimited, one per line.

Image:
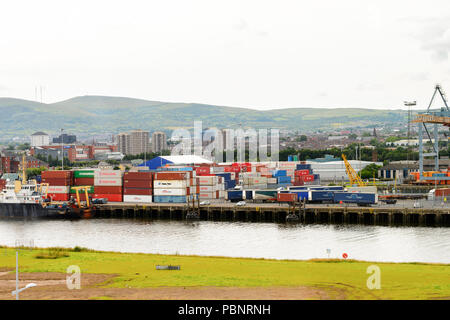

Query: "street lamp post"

xmin=12 ymin=251 xmax=37 ymax=300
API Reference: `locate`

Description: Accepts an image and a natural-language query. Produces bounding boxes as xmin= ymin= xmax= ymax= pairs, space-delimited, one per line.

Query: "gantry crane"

xmin=412 ymin=84 xmax=450 ymax=181
xmin=342 ymin=154 xmax=366 ymax=187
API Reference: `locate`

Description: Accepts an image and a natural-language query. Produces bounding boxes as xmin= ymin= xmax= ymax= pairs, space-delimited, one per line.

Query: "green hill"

xmin=0 ymin=95 xmax=407 ymax=137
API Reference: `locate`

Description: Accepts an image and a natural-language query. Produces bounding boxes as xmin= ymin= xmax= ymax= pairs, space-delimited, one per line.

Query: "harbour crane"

xmin=342 ymin=154 xmax=366 ymax=187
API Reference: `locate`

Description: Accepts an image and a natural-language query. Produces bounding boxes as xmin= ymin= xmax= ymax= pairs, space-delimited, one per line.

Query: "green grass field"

xmin=0 ymin=246 xmax=449 ymax=300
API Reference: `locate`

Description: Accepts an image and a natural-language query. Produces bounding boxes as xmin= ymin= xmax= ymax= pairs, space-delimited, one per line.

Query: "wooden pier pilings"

xmin=92 ymin=203 xmax=450 ymax=227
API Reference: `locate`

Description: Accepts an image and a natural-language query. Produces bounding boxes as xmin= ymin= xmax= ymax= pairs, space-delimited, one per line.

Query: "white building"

xmin=30 ymin=132 xmax=50 ymax=147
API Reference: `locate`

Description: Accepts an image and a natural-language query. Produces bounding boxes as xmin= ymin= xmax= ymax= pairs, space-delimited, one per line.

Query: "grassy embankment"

xmin=0 ymin=246 xmax=449 ymax=300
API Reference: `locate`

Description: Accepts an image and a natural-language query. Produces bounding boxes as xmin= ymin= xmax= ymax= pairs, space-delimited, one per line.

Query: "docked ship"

xmin=0 ymin=155 xmax=93 ymax=219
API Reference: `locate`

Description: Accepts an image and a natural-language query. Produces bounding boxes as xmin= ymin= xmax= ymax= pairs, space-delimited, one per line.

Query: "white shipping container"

xmin=154 ymin=180 xmax=187 ymax=189
xmin=218 ymin=190 xmax=226 ymax=198
xmin=212 ymin=166 xmax=224 ymax=173
xmin=94 ymin=170 xmax=123 ymax=178
xmin=216 ymin=183 xmax=225 ymax=191
xmin=198 ymin=176 xmax=218 ymax=185
xmin=94 ymin=178 xmax=122 ymax=186
xmin=153 ymin=188 xmax=188 ymax=196
xmin=46 ymin=186 xmax=69 ymax=194
xmin=198 ymin=192 xmax=216 ymax=199
xmin=123 ymin=195 xmax=153 ymax=203
xmin=198 ymin=185 xmax=215 ymax=192
xmin=268 ymin=178 xmax=277 ymax=184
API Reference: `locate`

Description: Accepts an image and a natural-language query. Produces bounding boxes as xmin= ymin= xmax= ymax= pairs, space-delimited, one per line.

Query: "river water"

xmin=0 ymin=219 xmax=449 ymax=263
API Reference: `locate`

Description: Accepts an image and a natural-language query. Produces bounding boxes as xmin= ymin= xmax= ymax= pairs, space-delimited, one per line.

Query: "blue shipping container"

xmin=308 ymin=190 xmax=334 ymax=202
xmin=244 ymin=190 xmax=253 ymax=200
xmin=153 ymin=195 xmax=190 ymax=203
xmin=277 ymin=176 xmax=291 ymax=183
xmin=226 ymin=190 xmax=244 ymax=201
xmin=216 ymin=173 xmax=232 ymax=181
xmin=225 ymin=180 xmax=236 ymax=189
xmin=296 ymin=164 xmax=311 ymax=170
xmin=333 ymin=192 xmax=377 ymax=205
xmin=281 ymin=190 xmax=308 ymax=201
xmin=272 ymin=170 xmax=287 ymax=177
xmin=288 ymin=155 xmax=293 ymax=162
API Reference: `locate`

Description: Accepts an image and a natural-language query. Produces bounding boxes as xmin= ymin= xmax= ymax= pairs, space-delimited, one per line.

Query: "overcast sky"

xmin=1 ymin=0 xmax=449 ymax=110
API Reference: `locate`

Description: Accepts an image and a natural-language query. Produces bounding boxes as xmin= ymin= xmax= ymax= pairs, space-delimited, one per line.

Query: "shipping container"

xmin=252 ymin=190 xmax=278 ymax=201
xmin=123 ymin=179 xmax=153 ymax=188
xmin=277 ymin=193 xmax=298 ymax=202
xmin=94 ymin=178 xmax=122 ymax=186
xmin=216 ymin=173 xmax=232 ymax=181
xmin=153 ymin=180 xmax=187 ymax=189
xmin=197 ymin=176 xmax=218 ymax=186
xmin=46 ymin=193 xmax=69 ymax=201
xmin=277 ymin=176 xmax=291 ymax=184
xmin=123 ymin=195 xmax=153 ymax=203
xmin=123 ymin=188 xmax=153 ymax=196
xmin=69 ymin=186 xmax=95 ymax=194
xmin=94 ymin=170 xmax=123 ymax=179
xmin=153 ymin=188 xmax=188 ymax=196
xmin=41 ymin=170 xmax=72 ymax=179
xmin=94 ymin=186 xmax=123 ymax=194
xmin=296 ymin=164 xmax=311 ymax=170
xmin=195 ymin=167 xmax=211 ymax=175
xmin=226 ymin=190 xmax=244 ymax=201
xmin=73 ymin=170 xmax=95 ymax=178
xmin=272 ymin=170 xmax=287 ymax=177
xmin=92 ymin=194 xmax=122 ymax=202
xmin=281 ymin=190 xmax=309 ymax=201
xmin=302 ymin=175 xmax=314 ymax=182
xmin=295 ymin=169 xmax=310 ymax=176
xmin=42 ymin=178 xmax=72 ymax=186
xmin=155 ymin=172 xmax=191 ymax=180
xmin=346 ymin=186 xmax=377 ymax=193
xmin=73 ymin=178 xmax=94 ymax=186
xmin=198 ymin=192 xmax=216 ymax=199
xmin=153 ymin=195 xmax=189 ymax=203
xmin=243 ymin=190 xmax=253 ymax=200
xmin=224 ymin=180 xmax=236 ymax=190
xmin=123 ymin=172 xmax=153 ymax=181
xmin=308 ymin=190 xmax=335 ymax=202
xmin=46 ymin=186 xmax=70 ymax=194
xmin=333 ymin=192 xmax=377 ymax=205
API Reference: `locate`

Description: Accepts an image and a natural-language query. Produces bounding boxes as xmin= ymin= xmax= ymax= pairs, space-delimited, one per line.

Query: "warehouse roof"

xmin=31 ymin=131 xmax=48 ymax=136
xmin=138 ymin=155 xmax=212 ymax=170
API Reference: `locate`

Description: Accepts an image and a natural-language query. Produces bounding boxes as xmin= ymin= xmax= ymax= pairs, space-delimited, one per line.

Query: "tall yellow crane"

xmin=342 ymin=154 xmax=366 ymax=187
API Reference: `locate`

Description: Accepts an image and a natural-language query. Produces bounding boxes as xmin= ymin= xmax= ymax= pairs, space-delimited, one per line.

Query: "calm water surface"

xmin=0 ymin=219 xmax=449 ymax=263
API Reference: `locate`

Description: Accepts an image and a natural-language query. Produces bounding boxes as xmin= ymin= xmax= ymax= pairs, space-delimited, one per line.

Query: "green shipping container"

xmin=73 ymin=170 xmax=95 ymax=178
xmin=70 ymin=186 xmax=95 ymax=194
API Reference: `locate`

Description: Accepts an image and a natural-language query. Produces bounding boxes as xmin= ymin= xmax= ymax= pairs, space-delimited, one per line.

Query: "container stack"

xmin=71 ymin=170 xmax=95 ymax=201
xmin=241 ymin=172 xmax=268 ymax=189
xmin=197 ymin=175 xmax=222 ymax=200
xmin=41 ymin=170 xmax=73 ymax=201
xmin=123 ymin=172 xmax=153 ymax=203
xmin=0 ymin=179 xmax=6 ymax=191
xmin=295 ymin=164 xmax=319 ymax=186
xmin=272 ymin=169 xmax=291 ymax=188
xmin=153 ymin=171 xmax=193 ymax=203
xmin=94 ymin=170 xmax=123 ymax=202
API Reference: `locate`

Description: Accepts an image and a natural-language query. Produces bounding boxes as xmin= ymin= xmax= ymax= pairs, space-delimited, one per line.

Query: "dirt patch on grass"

xmin=0 ymin=271 xmax=337 ymax=300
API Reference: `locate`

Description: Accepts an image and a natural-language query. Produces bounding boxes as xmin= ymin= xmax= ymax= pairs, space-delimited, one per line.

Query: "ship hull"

xmin=0 ymin=203 xmax=84 ymax=219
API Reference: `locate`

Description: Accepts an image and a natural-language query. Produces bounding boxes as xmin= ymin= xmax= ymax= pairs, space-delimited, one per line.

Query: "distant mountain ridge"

xmin=0 ymin=95 xmax=407 ymax=138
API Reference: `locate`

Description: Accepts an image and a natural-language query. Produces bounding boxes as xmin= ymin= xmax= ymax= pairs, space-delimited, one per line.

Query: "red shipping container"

xmin=302 ymin=175 xmax=314 ymax=182
xmin=123 ymin=180 xmax=153 ymax=188
xmin=155 ymin=172 xmax=190 ymax=180
xmin=123 ymin=188 xmax=153 ymax=196
xmin=42 ymin=170 xmax=72 ymax=179
xmin=123 ymin=172 xmax=153 ymax=181
xmin=295 ymin=169 xmax=310 ymax=176
xmin=92 ymin=194 xmax=123 ymax=202
xmin=47 ymin=193 xmax=69 ymax=201
xmin=224 ymin=166 xmax=240 ymax=173
xmin=277 ymin=193 xmax=298 ymax=202
xmin=195 ymin=167 xmax=211 ymax=175
xmin=41 ymin=178 xmax=72 ymax=186
xmin=73 ymin=178 xmax=95 ymax=186
xmin=94 ymin=186 xmax=123 ymax=194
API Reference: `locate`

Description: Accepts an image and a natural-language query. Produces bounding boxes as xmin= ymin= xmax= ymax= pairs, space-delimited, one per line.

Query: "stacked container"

xmin=94 ymin=170 xmax=123 ymax=202
xmin=153 ymin=171 xmax=194 ymax=203
xmin=123 ymin=172 xmax=153 ymax=203
xmin=71 ymin=170 xmax=95 ymax=201
xmin=197 ymin=175 xmax=221 ymax=200
xmin=41 ymin=170 xmax=73 ymax=201
xmin=0 ymin=179 xmax=6 ymax=191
